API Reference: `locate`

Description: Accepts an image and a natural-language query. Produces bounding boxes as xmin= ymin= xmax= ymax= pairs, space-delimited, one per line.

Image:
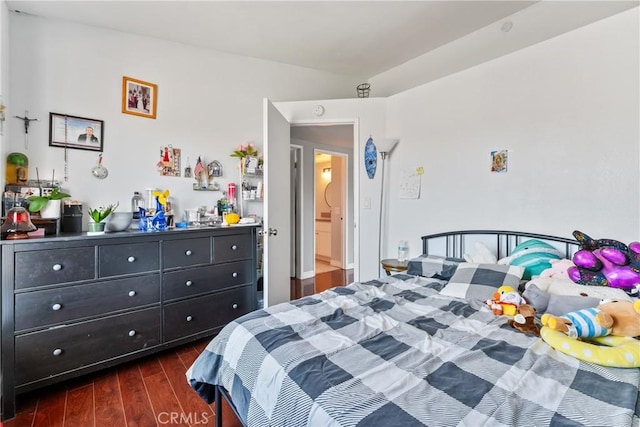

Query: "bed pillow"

xmin=440 ymin=262 xmax=525 ymax=301
xmin=407 ymin=255 xmax=464 ymax=280
xmin=498 ymin=239 xmax=563 ymax=280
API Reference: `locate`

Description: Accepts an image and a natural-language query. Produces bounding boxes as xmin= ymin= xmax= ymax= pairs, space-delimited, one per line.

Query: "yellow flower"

xmin=152 ymin=189 xmax=170 ymax=205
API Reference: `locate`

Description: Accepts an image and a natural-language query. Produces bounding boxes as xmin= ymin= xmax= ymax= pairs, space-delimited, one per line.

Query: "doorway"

xmin=290 ymin=124 xmax=354 ymax=280
xmin=315 ymin=151 xmax=347 ymax=274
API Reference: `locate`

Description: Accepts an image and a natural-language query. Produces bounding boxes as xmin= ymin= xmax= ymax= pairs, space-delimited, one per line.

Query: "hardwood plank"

xmin=176 ymin=346 xmax=202 ymax=369
xmin=64 ymin=384 xmax=94 ymax=426
xmin=138 ymin=355 xmax=163 ymax=378
xmin=94 ymin=371 xmax=126 ymax=427
xmin=118 ymin=363 xmax=157 ymax=427
xmin=221 ymin=398 xmax=244 ymax=427
xmin=3 ymin=391 xmax=37 ymax=427
xmin=143 ymin=370 xmax=188 ymax=427
xmin=32 ymin=387 xmax=66 ymax=427
xmin=157 ymin=352 xmax=214 ymax=423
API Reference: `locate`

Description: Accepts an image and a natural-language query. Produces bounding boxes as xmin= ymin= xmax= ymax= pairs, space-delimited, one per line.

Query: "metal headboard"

xmin=421 ymin=230 xmax=580 ymax=260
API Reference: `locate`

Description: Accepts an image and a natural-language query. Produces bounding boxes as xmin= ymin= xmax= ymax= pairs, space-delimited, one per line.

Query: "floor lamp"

xmin=376 ymin=138 xmax=399 ymax=274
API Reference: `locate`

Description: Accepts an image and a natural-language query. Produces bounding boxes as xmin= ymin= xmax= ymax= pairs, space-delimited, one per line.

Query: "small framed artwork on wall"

xmin=49 ymin=113 xmax=104 ymax=152
xmin=122 ymin=76 xmax=158 ymax=119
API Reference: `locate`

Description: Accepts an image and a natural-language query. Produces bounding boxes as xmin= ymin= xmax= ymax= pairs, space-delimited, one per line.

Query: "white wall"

xmin=0 ymin=1 xmax=9 ymax=183
xmin=385 ymin=8 xmax=640 ymax=261
xmin=276 ymin=98 xmax=387 ymax=281
xmin=7 ymin=13 xmax=359 ymax=225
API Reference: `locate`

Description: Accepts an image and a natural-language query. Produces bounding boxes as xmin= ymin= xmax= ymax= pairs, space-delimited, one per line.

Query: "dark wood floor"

xmin=5 ymin=268 xmax=353 ymax=427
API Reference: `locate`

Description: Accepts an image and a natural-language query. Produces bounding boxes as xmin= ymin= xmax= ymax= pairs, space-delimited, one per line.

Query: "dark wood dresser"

xmin=0 ymin=226 xmax=258 ymax=420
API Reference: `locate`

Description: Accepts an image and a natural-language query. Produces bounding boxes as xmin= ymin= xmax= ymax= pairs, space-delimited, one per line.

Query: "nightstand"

xmin=381 ymin=259 xmax=408 ymax=276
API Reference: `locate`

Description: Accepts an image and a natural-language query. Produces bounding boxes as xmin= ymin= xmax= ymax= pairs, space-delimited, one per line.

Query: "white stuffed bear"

xmin=525 ymin=276 xmax=634 ymax=302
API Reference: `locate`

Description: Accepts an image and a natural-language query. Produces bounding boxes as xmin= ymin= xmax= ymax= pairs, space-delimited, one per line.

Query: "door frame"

xmin=289 ymin=118 xmax=360 ymax=282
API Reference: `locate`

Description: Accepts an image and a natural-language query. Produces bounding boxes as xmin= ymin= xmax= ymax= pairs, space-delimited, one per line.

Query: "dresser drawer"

xmin=99 ymin=242 xmax=159 ymax=277
xmin=15 ymin=274 xmax=160 ymax=331
xmin=15 ymin=307 xmax=161 ymax=385
xmin=213 ymin=233 xmax=252 ymax=263
xmin=162 ymin=237 xmax=210 ymax=269
xmin=15 ymin=247 xmax=95 ymax=289
xmin=163 ymin=261 xmax=252 ymax=301
xmin=163 ymin=286 xmax=253 ymax=342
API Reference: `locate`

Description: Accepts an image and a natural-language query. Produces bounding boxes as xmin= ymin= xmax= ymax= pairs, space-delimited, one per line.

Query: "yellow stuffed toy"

xmin=540 ymin=299 xmax=640 ymax=367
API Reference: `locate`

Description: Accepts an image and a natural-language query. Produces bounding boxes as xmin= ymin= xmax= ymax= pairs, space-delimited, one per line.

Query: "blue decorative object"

xmin=138 ymin=198 xmax=167 ymax=232
xmin=365 ymin=137 xmax=377 ymax=179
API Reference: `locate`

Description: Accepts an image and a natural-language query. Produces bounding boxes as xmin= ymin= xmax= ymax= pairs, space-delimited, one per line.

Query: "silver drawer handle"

xmin=232 ymin=303 xmax=238 ymax=309
xmin=52 ymin=264 xmax=62 ymax=271
xmin=127 ymin=256 xmax=136 ymax=263
xmin=232 ymin=272 xmax=238 ymax=278
xmin=128 ymin=330 xmax=136 ymax=337
xmin=186 ymin=315 xmax=193 ymax=322
xmin=185 ymin=250 xmax=192 ymax=256
xmin=231 ymin=245 xmax=237 ymax=251
xmin=53 ymin=348 xmax=63 ymax=356
xmin=185 ymin=280 xmax=193 ymax=287
xmin=52 ymin=303 xmax=62 ymax=311
xmin=128 ymin=290 xmax=136 ymax=297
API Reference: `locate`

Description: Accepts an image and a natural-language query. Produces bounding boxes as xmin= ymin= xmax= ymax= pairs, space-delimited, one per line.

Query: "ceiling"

xmin=9 ymin=0 xmax=634 ymax=81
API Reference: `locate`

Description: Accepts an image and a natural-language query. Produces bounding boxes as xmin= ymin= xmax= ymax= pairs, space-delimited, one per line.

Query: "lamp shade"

xmin=1 ymin=206 xmax=37 ymax=239
xmin=375 ymin=138 xmax=399 ymax=154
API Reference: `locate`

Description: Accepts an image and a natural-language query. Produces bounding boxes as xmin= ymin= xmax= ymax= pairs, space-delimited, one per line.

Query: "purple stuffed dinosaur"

xmin=567 ymin=230 xmax=640 ymax=295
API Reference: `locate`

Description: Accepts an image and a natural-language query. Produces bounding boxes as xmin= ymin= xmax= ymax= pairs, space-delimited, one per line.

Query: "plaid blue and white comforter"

xmin=188 ymin=275 xmax=640 ymax=426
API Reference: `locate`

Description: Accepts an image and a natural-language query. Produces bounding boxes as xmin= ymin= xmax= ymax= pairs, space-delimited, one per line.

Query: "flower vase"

xmin=40 ymin=200 xmax=61 ymax=219
xmin=87 ymin=221 xmax=106 ymax=235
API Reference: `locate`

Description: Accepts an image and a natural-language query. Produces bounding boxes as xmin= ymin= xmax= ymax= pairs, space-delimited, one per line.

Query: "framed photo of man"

xmin=122 ymin=76 xmax=158 ymax=119
xmin=49 ymin=113 xmax=104 ymax=152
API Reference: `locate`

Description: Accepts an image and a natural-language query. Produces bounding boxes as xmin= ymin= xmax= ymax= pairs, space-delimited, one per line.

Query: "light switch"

xmin=363 ymin=198 xmax=371 ymax=209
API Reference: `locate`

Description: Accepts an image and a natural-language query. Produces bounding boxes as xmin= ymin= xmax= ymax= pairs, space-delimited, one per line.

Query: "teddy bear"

xmin=539 ymin=259 xmax=575 ymax=279
xmin=541 ymin=299 xmax=640 ymax=339
xmin=507 ymin=304 xmax=540 ymax=336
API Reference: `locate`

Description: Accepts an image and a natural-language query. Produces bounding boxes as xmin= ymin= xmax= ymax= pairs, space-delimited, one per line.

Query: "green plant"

xmin=230 ymin=143 xmax=258 ymax=159
xmin=88 ymin=202 xmax=118 ymax=223
xmin=26 ymin=188 xmax=71 ymax=213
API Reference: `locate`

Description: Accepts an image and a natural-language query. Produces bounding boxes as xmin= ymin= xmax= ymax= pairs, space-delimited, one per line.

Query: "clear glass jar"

xmin=131 ymin=191 xmax=145 ymax=219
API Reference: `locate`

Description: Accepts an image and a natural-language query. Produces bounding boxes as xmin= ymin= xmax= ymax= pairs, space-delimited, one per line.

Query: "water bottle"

xmin=131 ymin=191 xmax=145 ymax=220
xmin=398 ymin=240 xmax=408 ymax=262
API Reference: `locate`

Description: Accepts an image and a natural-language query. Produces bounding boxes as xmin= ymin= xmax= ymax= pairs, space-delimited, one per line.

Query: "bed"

xmin=187 ymin=230 xmax=640 ymax=426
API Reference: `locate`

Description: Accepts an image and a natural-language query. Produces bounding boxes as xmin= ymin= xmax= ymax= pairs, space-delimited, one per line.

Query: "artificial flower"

xmin=152 ymin=189 xmax=170 ymax=206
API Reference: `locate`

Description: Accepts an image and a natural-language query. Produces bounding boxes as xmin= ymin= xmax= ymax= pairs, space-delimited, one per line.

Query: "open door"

xmin=263 ymin=99 xmax=291 ymax=307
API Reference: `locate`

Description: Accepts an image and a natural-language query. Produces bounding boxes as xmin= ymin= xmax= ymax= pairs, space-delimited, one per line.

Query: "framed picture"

xmin=49 ymin=113 xmax=104 ymax=152
xmin=122 ymin=76 xmax=157 ymax=119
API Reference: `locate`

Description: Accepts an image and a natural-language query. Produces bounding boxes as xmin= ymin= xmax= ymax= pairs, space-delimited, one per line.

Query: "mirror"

xmin=324 ymin=181 xmax=333 ymax=208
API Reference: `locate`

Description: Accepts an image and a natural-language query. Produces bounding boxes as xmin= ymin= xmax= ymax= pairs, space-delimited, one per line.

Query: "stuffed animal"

xmin=525 ymin=277 xmax=634 ymax=302
xmin=508 ymin=304 xmax=540 ymax=336
xmin=568 ymin=230 xmax=640 ymax=293
xmin=541 ymin=299 xmax=640 ymax=339
xmin=539 ymin=259 xmax=575 ymax=279
xmin=523 ymin=283 xmax=600 ymax=316
xmin=485 ymin=285 xmax=525 ymax=316
xmin=498 ymin=239 xmax=563 ymax=280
